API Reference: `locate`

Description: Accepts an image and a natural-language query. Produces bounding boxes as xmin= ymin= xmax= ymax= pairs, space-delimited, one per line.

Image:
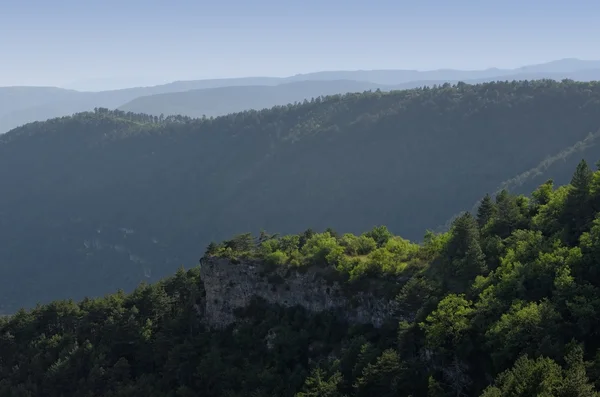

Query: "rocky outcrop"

xmin=199 ymin=256 xmax=400 ymax=329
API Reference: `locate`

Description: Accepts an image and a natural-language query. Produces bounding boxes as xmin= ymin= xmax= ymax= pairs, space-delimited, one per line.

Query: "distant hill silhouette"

xmin=119 ymin=69 xmax=600 ymax=119
xmin=2 ymin=58 xmax=600 ymax=133
xmin=118 ymin=80 xmax=391 ymax=118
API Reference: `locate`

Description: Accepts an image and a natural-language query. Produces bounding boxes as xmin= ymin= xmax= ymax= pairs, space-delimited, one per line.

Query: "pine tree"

xmin=299 ymin=228 xmax=315 ymax=249
xmin=560 ymin=341 xmax=598 ymax=397
xmin=491 ymin=190 xmax=522 ymax=238
xmin=562 ymin=160 xmax=594 ymax=243
xmin=325 ymin=227 xmax=339 ymax=239
xmin=427 ymin=376 xmax=446 ymax=397
xmin=572 ymin=159 xmax=593 ymax=192
xmin=443 ymin=213 xmax=487 ymax=292
xmin=476 ymin=194 xmax=495 ymax=228
xmin=296 ymin=368 xmax=343 ymax=397
xmin=205 ymin=242 xmax=219 ymax=256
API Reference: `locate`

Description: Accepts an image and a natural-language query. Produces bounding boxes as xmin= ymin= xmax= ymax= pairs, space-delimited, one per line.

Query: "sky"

xmin=1 ymin=0 xmax=599 ymax=90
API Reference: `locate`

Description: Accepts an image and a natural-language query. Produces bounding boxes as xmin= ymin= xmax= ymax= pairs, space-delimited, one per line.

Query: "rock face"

xmin=199 ymin=256 xmax=400 ymax=329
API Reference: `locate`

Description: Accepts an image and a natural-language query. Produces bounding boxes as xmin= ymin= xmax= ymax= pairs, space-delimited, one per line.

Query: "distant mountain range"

xmin=2 ymin=58 xmax=600 ymax=133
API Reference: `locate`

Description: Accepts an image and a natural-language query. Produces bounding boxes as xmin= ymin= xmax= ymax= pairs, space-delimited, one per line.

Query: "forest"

xmin=2 ymin=79 xmax=600 ymax=314
xmin=2 ymin=160 xmax=600 ymax=396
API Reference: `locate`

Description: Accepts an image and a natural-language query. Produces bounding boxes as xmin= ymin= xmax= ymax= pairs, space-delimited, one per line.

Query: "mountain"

xmin=0 ymin=86 xmax=81 ymax=118
xmin=3 ymin=58 xmax=600 ymax=134
xmin=3 ymin=163 xmax=600 ymax=396
xmin=118 ymin=70 xmax=600 ymax=120
xmin=284 ymin=58 xmax=600 ymax=84
xmin=61 ymin=76 xmax=172 ymax=91
xmin=514 ymin=57 xmax=600 ymax=73
xmin=118 ymin=80 xmax=392 ymax=118
xmin=467 ymin=68 xmax=600 ymax=84
xmin=0 ymin=77 xmax=283 ymax=133
xmin=2 ymin=80 xmax=600 ymax=314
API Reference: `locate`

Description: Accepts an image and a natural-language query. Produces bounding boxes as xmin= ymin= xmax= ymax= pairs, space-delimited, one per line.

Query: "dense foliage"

xmin=4 ymin=161 xmax=600 ymax=395
xmin=3 ymin=80 xmax=600 ymax=312
xmin=206 ymin=225 xmax=421 ymax=281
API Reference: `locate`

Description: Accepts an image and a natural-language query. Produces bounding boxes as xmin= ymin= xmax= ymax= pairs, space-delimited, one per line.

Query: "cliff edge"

xmin=199 ymin=256 xmax=400 ymax=329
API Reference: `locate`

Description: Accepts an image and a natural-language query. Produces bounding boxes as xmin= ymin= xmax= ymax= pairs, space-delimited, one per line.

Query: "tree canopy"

xmin=3 ymin=161 xmax=600 ymax=395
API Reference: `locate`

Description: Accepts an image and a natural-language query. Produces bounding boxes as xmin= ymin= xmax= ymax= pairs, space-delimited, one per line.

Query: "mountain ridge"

xmin=118 ymin=70 xmax=600 ymax=119
xmin=3 ymin=58 xmax=600 ymax=134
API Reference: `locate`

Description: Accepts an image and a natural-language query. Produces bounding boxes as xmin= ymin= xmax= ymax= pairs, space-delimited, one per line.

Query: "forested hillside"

xmin=3 ymin=58 xmax=600 ymax=134
xmin=2 ymin=80 xmax=600 ymax=312
xmin=118 ymin=70 xmax=600 ymax=120
xmin=3 ymin=161 xmax=600 ymax=396
xmin=117 ymin=80 xmax=390 ymax=118
xmin=0 ymin=78 xmax=282 ymax=134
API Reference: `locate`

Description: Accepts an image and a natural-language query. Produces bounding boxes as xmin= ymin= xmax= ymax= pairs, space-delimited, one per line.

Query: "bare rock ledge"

xmin=199 ymin=256 xmax=401 ymax=329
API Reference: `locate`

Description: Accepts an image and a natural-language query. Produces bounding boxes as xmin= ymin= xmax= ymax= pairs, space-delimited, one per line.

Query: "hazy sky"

xmin=1 ymin=0 xmax=598 ymax=89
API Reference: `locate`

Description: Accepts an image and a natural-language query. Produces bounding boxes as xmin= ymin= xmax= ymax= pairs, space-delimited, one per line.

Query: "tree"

xmin=490 ymin=190 xmax=523 ymax=239
xmin=560 ymin=341 xmax=598 ymax=397
xmin=205 ymin=242 xmax=219 ymax=256
xmin=530 ymin=180 xmax=555 ymax=218
xmin=296 ymin=368 xmax=343 ymax=397
xmin=299 ymin=228 xmax=315 ymax=249
xmin=477 ymin=194 xmax=496 ymax=228
xmin=442 ymin=213 xmax=487 ymax=291
xmin=355 ymin=349 xmax=406 ymax=397
xmin=363 ymin=226 xmax=393 ymax=248
xmin=421 ymin=294 xmax=474 ymax=354
xmin=427 ymin=376 xmax=447 ymax=397
xmin=562 ymin=159 xmax=594 ymax=243
xmin=325 ymin=227 xmax=339 ymax=239
xmin=224 ymin=233 xmax=255 ymax=252
xmin=481 ymin=355 xmax=564 ymax=397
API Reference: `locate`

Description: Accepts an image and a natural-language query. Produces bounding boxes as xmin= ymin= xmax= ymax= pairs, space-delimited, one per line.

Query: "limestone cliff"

xmin=199 ymin=256 xmax=401 ymax=329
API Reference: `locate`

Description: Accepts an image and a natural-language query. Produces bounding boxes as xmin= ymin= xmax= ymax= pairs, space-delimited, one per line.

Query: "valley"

xmin=2 ymin=80 xmax=600 ymax=313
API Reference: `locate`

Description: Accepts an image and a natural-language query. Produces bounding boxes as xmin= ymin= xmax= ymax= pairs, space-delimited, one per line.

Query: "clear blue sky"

xmin=0 ymin=0 xmax=598 ymax=88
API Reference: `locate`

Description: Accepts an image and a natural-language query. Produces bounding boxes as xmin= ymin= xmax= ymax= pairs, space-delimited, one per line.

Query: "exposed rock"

xmin=199 ymin=256 xmax=401 ymax=329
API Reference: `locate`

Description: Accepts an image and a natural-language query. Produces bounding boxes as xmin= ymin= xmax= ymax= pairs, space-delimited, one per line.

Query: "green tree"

xmin=560 ymin=341 xmax=598 ymax=397
xmin=299 ymin=228 xmax=316 ymax=249
xmin=477 ymin=194 xmax=496 ymax=228
xmin=363 ymin=226 xmax=393 ymax=248
xmin=489 ymin=190 xmax=524 ymax=239
xmin=296 ymin=368 xmax=343 ymax=397
xmin=427 ymin=376 xmax=447 ymax=397
xmin=224 ymin=233 xmax=255 ymax=252
xmin=481 ymin=355 xmax=564 ymax=397
xmin=421 ymin=294 xmax=474 ymax=354
xmin=355 ymin=349 xmax=406 ymax=397
xmin=442 ymin=213 xmax=487 ymax=292
xmin=562 ymin=159 xmax=594 ymax=244
xmin=205 ymin=242 xmax=219 ymax=256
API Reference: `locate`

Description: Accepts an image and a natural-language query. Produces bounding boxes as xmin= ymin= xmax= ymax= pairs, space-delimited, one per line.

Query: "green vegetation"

xmin=209 ymin=226 xmax=421 ymax=283
xmin=3 ymin=80 xmax=600 ymax=313
xmin=207 ymin=226 xmax=423 ymax=298
xmin=4 ymin=161 xmax=600 ymax=395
